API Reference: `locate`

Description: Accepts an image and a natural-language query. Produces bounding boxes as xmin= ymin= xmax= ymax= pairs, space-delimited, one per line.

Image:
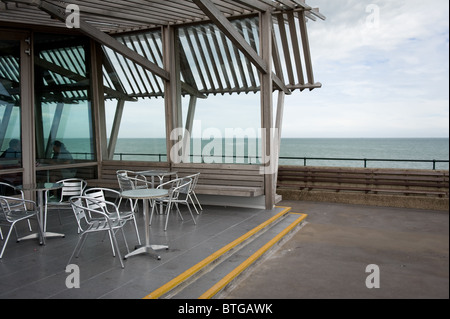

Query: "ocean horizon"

xmin=56 ymin=137 xmax=450 ymax=170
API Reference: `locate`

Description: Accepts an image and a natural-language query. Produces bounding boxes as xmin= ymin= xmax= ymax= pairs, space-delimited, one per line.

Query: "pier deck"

xmin=0 ymin=199 xmax=448 ymax=299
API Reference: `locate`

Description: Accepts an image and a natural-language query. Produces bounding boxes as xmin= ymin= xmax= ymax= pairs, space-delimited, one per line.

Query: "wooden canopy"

xmin=0 ymin=0 xmax=324 ymax=209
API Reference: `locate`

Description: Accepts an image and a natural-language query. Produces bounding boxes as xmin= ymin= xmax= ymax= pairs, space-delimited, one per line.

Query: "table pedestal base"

xmin=124 ymin=244 xmax=169 ymax=260
xmin=17 ymin=231 xmax=64 ymax=243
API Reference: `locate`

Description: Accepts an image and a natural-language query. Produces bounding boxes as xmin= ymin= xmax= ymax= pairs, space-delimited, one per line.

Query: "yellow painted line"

xmin=143 ymin=206 xmax=292 ymax=299
xmin=198 ymin=212 xmax=307 ymax=299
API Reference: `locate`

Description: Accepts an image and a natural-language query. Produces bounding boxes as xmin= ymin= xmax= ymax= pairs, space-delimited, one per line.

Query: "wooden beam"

xmin=272 ymin=72 xmax=291 ymax=95
xmin=273 ymin=91 xmax=285 ymax=187
xmin=193 ymin=0 xmax=269 ymax=74
xmin=108 ymin=99 xmax=125 ymax=160
xmin=34 ymin=0 xmax=170 ymax=81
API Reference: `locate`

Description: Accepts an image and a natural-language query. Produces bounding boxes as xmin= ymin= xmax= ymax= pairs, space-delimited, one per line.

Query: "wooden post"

xmin=20 ymin=32 xmax=35 ymax=194
xmin=260 ymin=10 xmax=274 ymax=210
xmin=163 ymin=25 xmax=181 ymax=166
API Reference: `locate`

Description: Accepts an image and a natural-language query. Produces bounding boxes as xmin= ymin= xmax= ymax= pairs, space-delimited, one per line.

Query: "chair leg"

xmin=192 ymin=191 xmax=203 ymax=211
xmin=188 ymin=194 xmax=200 ymax=215
xmin=149 ymin=201 xmax=156 ymax=226
xmin=44 ymin=206 xmax=48 ymax=233
xmin=76 ymin=233 xmax=89 ymax=258
xmin=67 ymin=231 xmax=87 ymax=266
xmin=164 ymin=201 xmax=174 ymax=231
xmin=111 ymin=233 xmax=125 ymax=269
xmin=175 ymin=203 xmax=184 ymax=221
xmin=107 ymin=231 xmax=116 ymax=257
xmin=120 ymin=227 xmax=130 ymax=254
xmin=186 ymin=202 xmax=196 ymax=225
xmin=0 ymin=224 xmax=15 ymax=259
xmin=132 ymin=216 xmax=141 ymax=245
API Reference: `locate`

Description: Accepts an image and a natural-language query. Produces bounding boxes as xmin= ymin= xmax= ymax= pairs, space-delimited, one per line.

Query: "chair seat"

xmin=3 ymin=210 xmax=38 ymax=222
xmin=87 ymin=219 xmax=126 ymax=233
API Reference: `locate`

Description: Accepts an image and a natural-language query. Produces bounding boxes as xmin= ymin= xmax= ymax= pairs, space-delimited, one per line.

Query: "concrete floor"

xmin=0 ymin=202 xmax=286 ymax=299
xmin=1 ymin=198 xmax=448 ymax=299
xmin=222 ymin=200 xmax=449 ymax=299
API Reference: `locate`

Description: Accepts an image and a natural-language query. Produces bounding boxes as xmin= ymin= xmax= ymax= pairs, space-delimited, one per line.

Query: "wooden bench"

xmin=277 ymin=166 xmax=449 ymax=198
xmin=173 ymin=163 xmax=264 ymax=197
xmin=86 ymin=161 xmax=265 ymax=198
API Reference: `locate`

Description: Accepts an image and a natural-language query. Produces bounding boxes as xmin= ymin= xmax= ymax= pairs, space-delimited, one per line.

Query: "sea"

xmin=62 ymin=137 xmax=449 ymax=170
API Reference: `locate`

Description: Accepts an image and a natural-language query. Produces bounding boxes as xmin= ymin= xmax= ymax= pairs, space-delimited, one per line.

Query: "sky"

xmin=107 ymin=0 xmax=449 ymax=139
xmin=281 ymin=0 xmax=449 ymax=138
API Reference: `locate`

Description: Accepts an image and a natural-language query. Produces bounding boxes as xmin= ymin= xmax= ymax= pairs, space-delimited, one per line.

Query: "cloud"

xmin=108 ymin=0 xmax=448 ymax=139
xmin=282 ymin=0 xmax=449 ymax=137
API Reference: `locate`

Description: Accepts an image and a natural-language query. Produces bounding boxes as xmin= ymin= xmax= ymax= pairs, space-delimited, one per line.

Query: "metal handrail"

xmin=109 ymin=153 xmax=448 ymax=170
xmin=278 ymin=156 xmax=449 ymax=170
xmin=5 ymin=150 xmax=446 ymax=170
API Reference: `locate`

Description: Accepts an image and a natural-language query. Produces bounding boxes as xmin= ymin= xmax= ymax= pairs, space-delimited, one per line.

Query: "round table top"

xmin=121 ymin=188 xmax=168 ymax=199
xmin=18 ymin=182 xmax=63 ymax=191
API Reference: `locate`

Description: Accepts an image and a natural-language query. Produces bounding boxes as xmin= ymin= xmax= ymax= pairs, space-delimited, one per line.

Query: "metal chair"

xmin=68 ymin=196 xmax=129 ymax=269
xmin=116 ymin=170 xmax=150 ymax=190
xmin=117 ymin=170 xmax=152 ymax=213
xmin=0 ymin=182 xmax=33 ymax=239
xmin=45 ymin=178 xmax=87 ymax=231
xmin=151 ymin=177 xmax=196 ymax=231
xmin=182 ymin=173 xmax=203 ymax=214
xmin=84 ymin=187 xmax=141 ymax=245
xmin=0 ymin=196 xmax=45 ymax=259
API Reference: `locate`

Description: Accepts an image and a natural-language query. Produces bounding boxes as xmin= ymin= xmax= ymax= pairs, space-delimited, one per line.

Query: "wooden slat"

xmin=286 ymin=11 xmax=304 ymax=85
xmin=88 ymin=161 xmax=264 ymax=197
xmin=277 ymin=165 xmax=449 ymax=198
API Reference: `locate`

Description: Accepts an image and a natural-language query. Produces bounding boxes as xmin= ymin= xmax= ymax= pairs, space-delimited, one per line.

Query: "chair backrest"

xmin=117 ymin=172 xmax=136 ymax=191
xmin=177 ymin=177 xmax=192 ymax=195
xmin=182 ymin=173 xmax=200 ymax=193
xmin=0 ymin=196 xmax=32 ymax=223
xmin=84 ymin=187 xmax=122 ymax=213
xmin=69 ymin=196 xmax=113 ymax=232
xmin=0 ymin=183 xmax=25 ymax=213
xmin=69 ymin=197 xmax=88 ymax=230
xmin=59 ymin=178 xmax=87 ymax=200
xmin=168 ymin=177 xmax=192 ymax=200
xmin=83 ymin=188 xmax=107 ymax=211
xmin=0 ymin=182 xmax=24 ymax=198
xmin=0 ymin=196 xmax=12 ymax=223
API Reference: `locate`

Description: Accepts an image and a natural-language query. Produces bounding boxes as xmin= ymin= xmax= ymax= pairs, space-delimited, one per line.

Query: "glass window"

xmin=0 ymin=37 xmax=22 ymax=186
xmin=177 ymin=17 xmax=262 ymax=164
xmin=34 ymin=33 xmax=95 ymax=181
xmin=104 ymin=98 xmax=167 ymax=161
xmin=103 ymin=29 xmax=167 ymax=162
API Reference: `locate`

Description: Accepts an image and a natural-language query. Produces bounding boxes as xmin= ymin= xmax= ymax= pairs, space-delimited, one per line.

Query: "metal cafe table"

xmin=121 ymin=188 xmax=169 ymax=260
xmin=136 ymin=170 xmax=178 ymax=188
xmin=17 ymin=182 xmax=65 ymax=241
